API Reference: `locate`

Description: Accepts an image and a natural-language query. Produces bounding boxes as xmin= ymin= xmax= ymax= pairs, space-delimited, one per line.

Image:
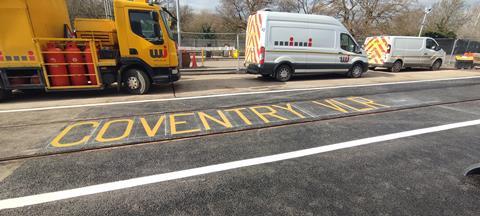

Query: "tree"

xmin=457 ymin=4 xmax=480 ymax=39
xmin=158 ymin=0 xmax=175 ymax=11
xmin=426 ymin=0 xmax=468 ymax=39
xmin=66 ymin=0 xmax=107 ymax=20
xmin=217 ymin=0 xmax=273 ymax=32
xmin=179 ymin=5 xmax=195 ymax=31
xmin=381 ymin=8 xmax=424 ymax=36
xmin=327 ymin=0 xmax=413 ymax=38
xmin=275 ymin=0 xmax=330 ymax=14
xmin=201 ymin=24 xmax=216 ymax=40
xmin=355 ymin=0 xmax=412 ymax=37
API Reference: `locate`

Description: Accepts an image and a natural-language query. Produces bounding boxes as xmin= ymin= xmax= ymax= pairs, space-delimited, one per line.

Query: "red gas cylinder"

xmin=83 ymin=46 xmax=97 ymax=85
xmin=65 ymin=42 xmax=88 ymax=86
xmin=44 ymin=43 xmax=70 ymax=87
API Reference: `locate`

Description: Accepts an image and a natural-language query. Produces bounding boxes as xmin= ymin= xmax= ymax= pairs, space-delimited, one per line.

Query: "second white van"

xmin=364 ymin=36 xmax=446 ymax=72
xmin=245 ymin=10 xmax=368 ymax=82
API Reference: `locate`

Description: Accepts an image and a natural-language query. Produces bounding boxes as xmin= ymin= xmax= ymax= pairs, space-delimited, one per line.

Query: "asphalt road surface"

xmin=1 ymin=71 xmax=480 ymax=215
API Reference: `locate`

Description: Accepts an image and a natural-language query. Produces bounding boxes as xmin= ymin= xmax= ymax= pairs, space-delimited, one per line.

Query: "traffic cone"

xmin=191 ymin=52 xmax=198 ymax=68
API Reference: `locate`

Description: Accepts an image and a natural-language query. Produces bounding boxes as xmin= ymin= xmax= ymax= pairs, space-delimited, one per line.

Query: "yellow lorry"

xmin=0 ymin=0 xmax=180 ymax=100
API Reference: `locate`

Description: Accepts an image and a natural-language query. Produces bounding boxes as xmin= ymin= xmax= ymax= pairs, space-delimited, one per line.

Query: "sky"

xmin=182 ymin=0 xmax=479 ymax=11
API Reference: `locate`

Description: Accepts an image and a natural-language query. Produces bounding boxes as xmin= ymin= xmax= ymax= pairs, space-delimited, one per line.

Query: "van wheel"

xmin=275 ymin=64 xmax=293 ymax=82
xmin=123 ymin=69 xmax=151 ymax=95
xmin=348 ymin=64 xmax=364 ymax=78
xmin=431 ymin=60 xmax=442 ymax=71
xmin=390 ymin=61 xmax=403 ymax=73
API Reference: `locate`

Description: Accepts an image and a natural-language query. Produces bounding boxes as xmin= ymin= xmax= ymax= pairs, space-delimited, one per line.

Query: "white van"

xmin=245 ymin=10 xmax=368 ymax=82
xmin=364 ymin=36 xmax=446 ymax=72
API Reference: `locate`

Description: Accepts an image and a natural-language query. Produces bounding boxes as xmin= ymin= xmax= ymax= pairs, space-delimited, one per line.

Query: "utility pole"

xmin=419 ymin=7 xmax=432 ymax=37
xmin=176 ymin=0 xmax=182 ymax=67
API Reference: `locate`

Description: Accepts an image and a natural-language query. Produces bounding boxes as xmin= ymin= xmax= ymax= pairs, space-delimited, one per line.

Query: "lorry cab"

xmin=245 ymin=10 xmax=369 ymax=82
xmin=114 ymin=0 xmax=179 ymax=89
xmin=0 ymin=0 xmax=179 ymax=100
xmin=364 ymin=36 xmax=446 ymax=72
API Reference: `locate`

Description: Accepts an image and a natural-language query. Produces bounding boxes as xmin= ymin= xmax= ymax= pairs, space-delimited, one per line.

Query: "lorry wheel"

xmin=123 ymin=69 xmax=151 ymax=95
xmin=431 ymin=60 xmax=442 ymax=71
xmin=347 ymin=64 xmax=364 ymax=78
xmin=275 ymin=64 xmax=293 ymax=82
xmin=390 ymin=61 xmax=403 ymax=73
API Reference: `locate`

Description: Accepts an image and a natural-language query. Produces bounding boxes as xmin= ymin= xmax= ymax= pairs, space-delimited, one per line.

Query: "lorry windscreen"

xmin=129 ymin=10 xmax=163 ymax=43
xmin=160 ymin=9 xmax=176 ymax=40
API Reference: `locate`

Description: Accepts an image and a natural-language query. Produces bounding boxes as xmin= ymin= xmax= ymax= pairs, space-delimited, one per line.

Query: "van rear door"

xmin=364 ymin=36 xmax=390 ymax=66
xmin=245 ymin=14 xmax=263 ymax=65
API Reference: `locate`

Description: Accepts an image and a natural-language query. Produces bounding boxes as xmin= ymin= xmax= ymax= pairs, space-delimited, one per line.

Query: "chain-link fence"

xmin=436 ymin=38 xmax=480 ymax=66
xmin=178 ymin=32 xmax=246 ymax=70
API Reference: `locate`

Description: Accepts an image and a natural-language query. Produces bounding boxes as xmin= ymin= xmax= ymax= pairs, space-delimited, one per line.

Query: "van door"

xmin=424 ymin=38 xmax=440 ymax=66
xmin=338 ymin=33 xmax=359 ymax=71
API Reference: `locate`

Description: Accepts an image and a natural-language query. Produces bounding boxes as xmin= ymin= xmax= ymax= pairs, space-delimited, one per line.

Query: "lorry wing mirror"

xmin=170 ymin=20 xmax=177 ymax=30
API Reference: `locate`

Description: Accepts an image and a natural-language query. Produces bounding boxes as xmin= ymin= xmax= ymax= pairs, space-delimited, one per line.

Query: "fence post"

xmin=201 ymin=49 xmax=205 ymax=67
xmin=236 ymin=33 xmax=240 ymax=71
xmin=449 ymin=39 xmax=459 ymax=65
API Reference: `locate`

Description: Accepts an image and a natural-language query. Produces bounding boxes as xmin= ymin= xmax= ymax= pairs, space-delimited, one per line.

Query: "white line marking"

xmin=1 ymin=76 xmax=479 ymax=114
xmin=1 ymin=119 xmax=480 ymax=210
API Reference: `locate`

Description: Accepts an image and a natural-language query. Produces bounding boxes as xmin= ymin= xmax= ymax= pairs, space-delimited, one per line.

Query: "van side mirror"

xmin=355 ymin=46 xmax=362 ymax=54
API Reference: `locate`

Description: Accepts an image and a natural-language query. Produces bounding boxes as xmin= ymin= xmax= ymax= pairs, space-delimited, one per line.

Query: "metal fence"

xmin=178 ymin=32 xmax=246 ymax=70
xmin=181 ymin=33 xmax=246 ymax=52
xmin=177 ymin=33 xmax=480 ymax=70
xmin=436 ymin=38 xmax=480 ymax=65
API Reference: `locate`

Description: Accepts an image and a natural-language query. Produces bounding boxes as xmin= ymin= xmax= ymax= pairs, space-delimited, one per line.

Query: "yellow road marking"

xmin=140 ymin=116 xmax=166 ymax=137
xmin=51 ymin=121 xmax=100 ymax=148
xmin=198 ymin=111 xmax=233 ymax=131
xmin=312 ymin=99 xmax=350 ymax=113
xmin=225 ymin=108 xmax=253 ymax=125
xmin=169 ymin=113 xmax=201 ymax=135
xmin=95 ymin=119 xmax=134 ymax=143
xmin=250 ymin=106 xmax=289 ymax=123
xmin=348 ymin=97 xmax=390 ymax=109
xmin=272 ymin=103 xmax=306 ymax=119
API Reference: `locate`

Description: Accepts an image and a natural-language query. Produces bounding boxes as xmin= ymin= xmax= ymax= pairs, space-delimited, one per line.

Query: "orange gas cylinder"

xmin=44 ymin=43 xmax=70 ymax=87
xmin=83 ymin=46 xmax=97 ymax=85
xmin=65 ymin=42 xmax=88 ymax=86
